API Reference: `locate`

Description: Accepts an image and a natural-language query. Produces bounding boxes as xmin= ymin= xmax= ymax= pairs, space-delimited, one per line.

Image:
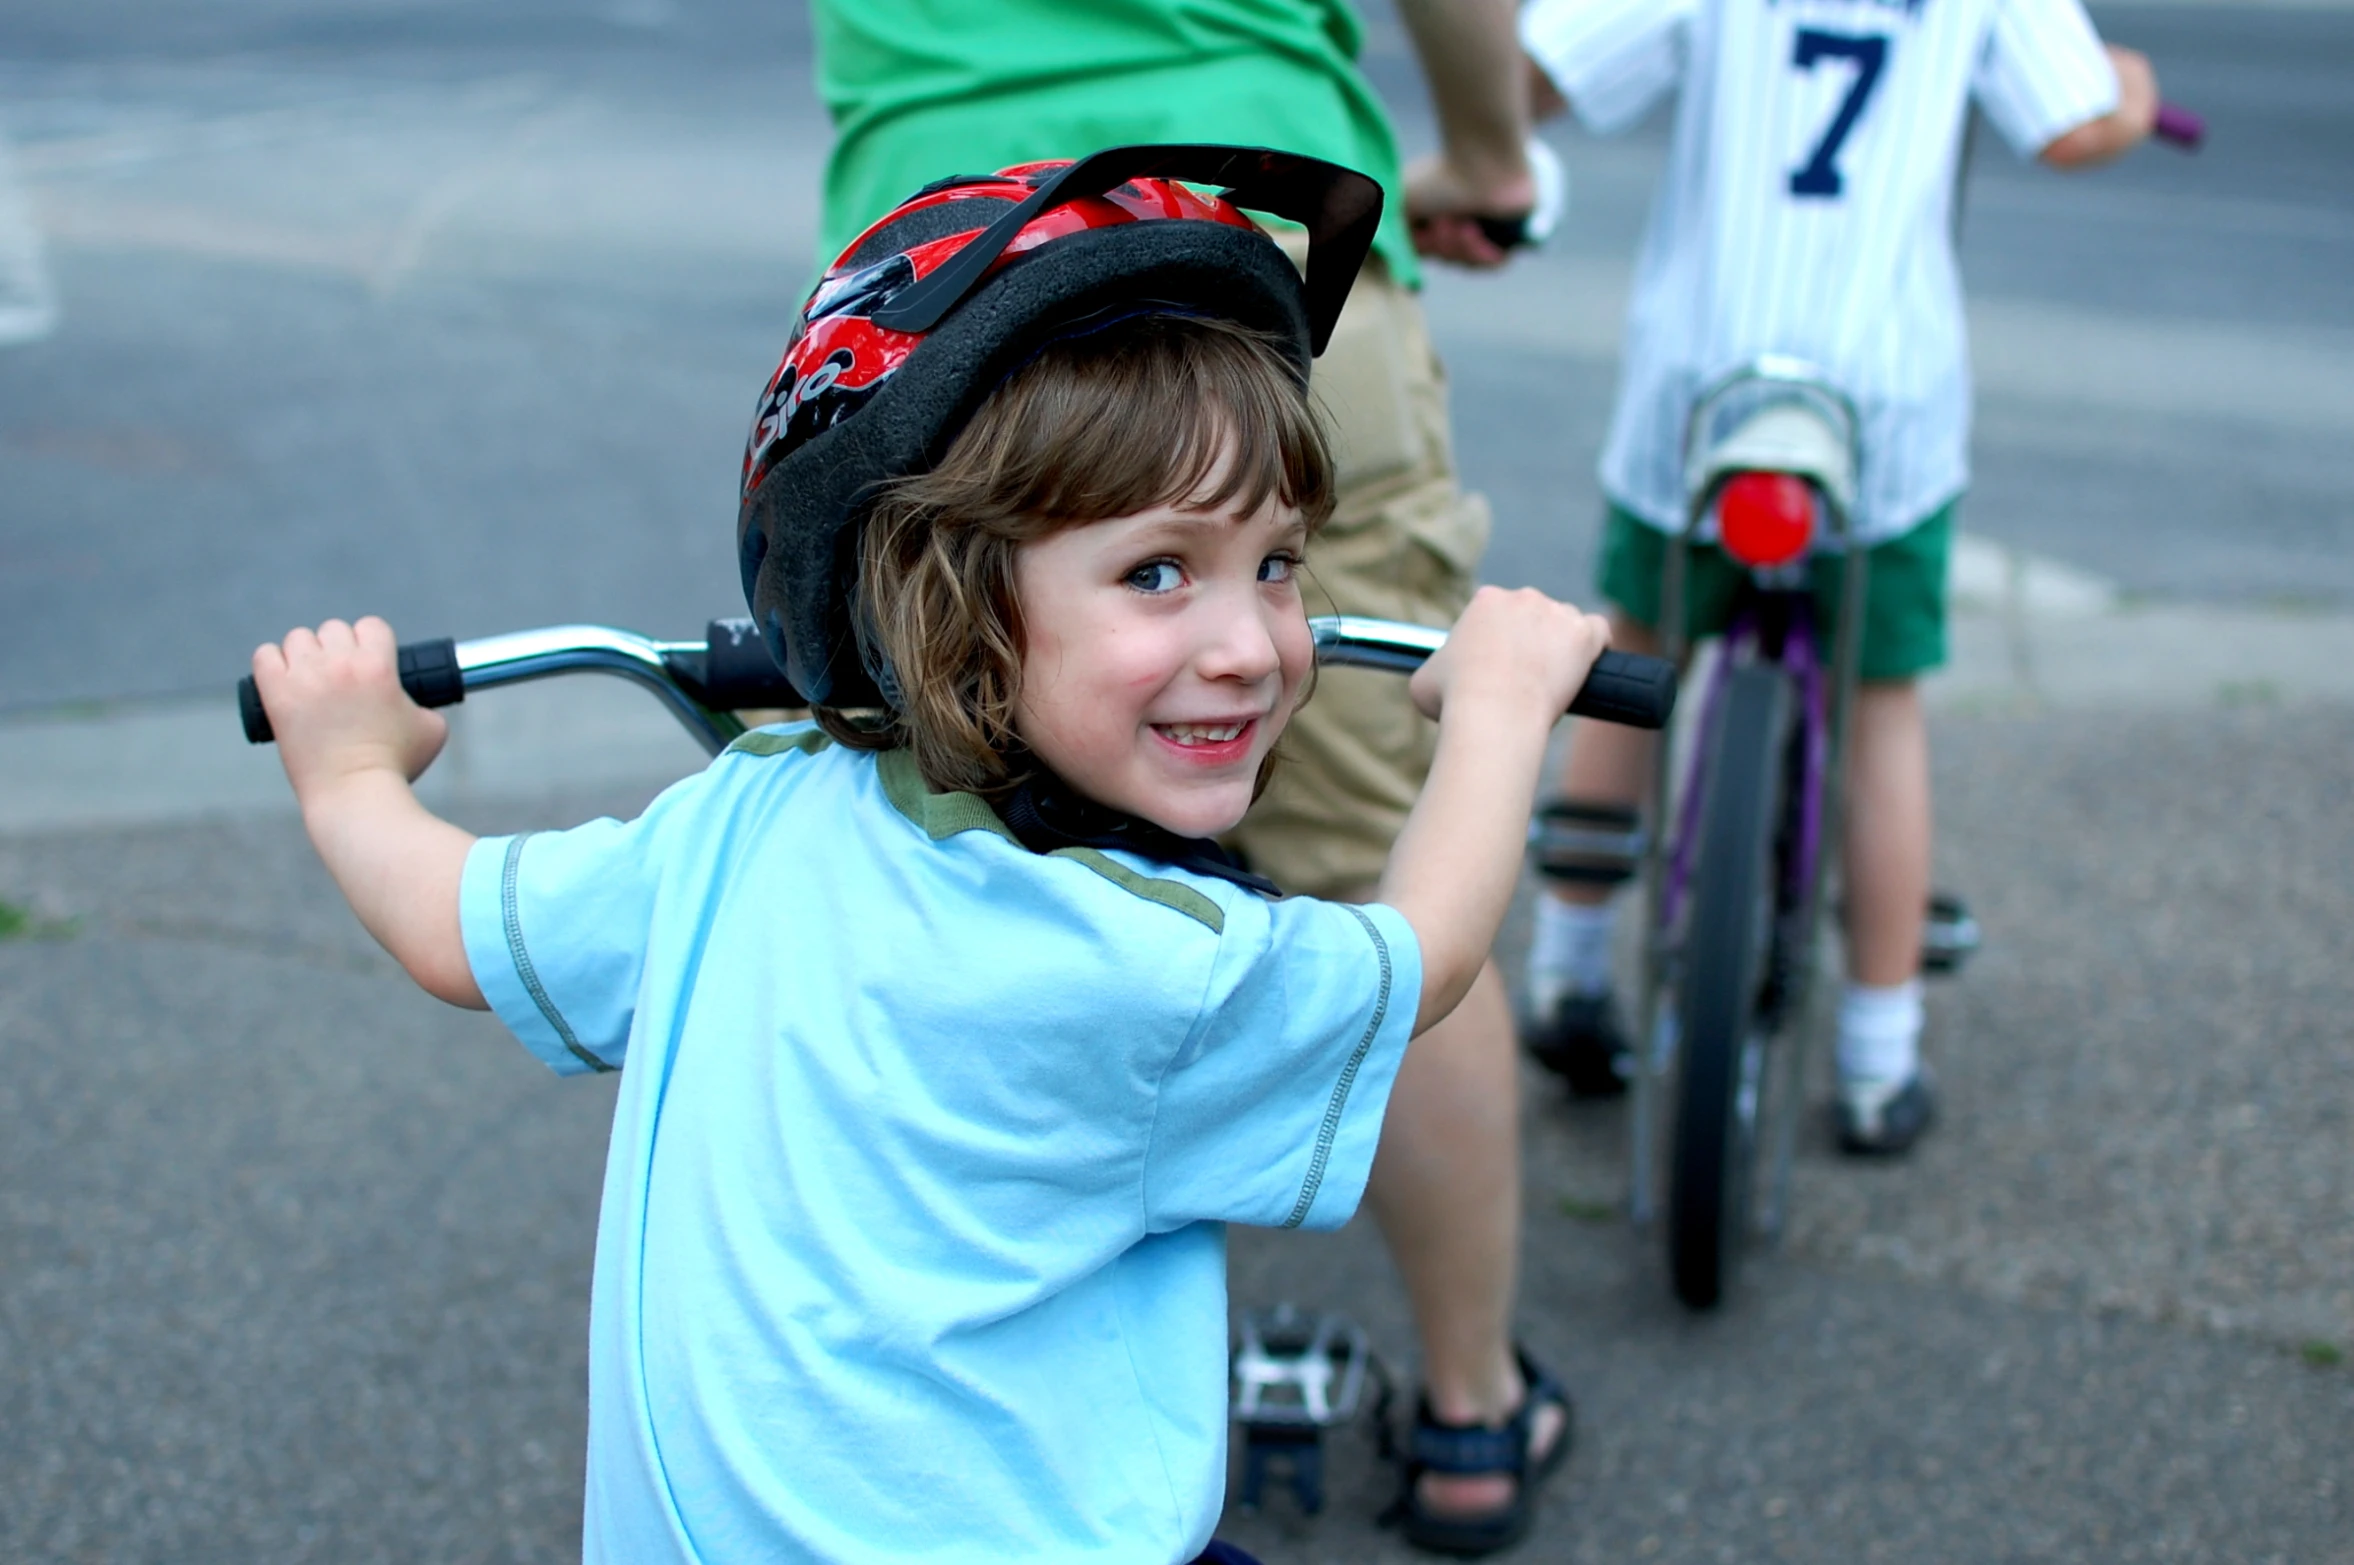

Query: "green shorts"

xmin=1597 ymin=501 xmax=1955 ymax=682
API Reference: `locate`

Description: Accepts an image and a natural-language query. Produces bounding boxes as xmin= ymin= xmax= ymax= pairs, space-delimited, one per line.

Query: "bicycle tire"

xmin=1666 ymin=662 xmax=1798 ymax=1310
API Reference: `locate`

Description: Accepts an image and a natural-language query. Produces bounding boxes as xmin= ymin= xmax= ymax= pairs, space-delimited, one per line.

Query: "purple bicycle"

xmin=1619 ymin=357 xmax=1910 ymax=1310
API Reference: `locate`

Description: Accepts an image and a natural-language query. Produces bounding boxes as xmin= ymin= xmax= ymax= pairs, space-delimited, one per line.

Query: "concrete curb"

xmin=1930 ymin=535 xmax=2354 ymax=712
xmin=0 ymin=674 xmax=711 ymax=836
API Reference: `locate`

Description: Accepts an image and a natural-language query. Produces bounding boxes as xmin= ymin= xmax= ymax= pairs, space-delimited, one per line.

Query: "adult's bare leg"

xmin=1363 ymin=959 xmax=1567 ymax=1516
xmin=1260 ymin=264 xmax=1566 ymax=1524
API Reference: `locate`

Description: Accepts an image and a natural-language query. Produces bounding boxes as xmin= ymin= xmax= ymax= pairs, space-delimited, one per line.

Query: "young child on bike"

xmin=248 ymin=154 xmax=1608 ymax=1565
xmin=1513 ymin=0 xmax=2159 ymax=1152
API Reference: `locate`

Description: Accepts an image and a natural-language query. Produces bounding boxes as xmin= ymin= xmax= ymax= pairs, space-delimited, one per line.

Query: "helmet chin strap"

xmin=850 ymin=598 xmax=904 ymax=712
xmin=998 ymin=769 xmax=1281 ymax=898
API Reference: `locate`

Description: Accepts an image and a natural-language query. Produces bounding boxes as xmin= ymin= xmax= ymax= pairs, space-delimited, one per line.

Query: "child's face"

xmin=1011 ymin=475 xmax=1312 ymax=840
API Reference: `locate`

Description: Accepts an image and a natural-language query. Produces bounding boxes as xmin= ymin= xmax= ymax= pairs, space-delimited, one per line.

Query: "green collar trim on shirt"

xmin=1048 ymin=845 xmax=1224 ymax=934
xmin=876 ymin=749 xmax=1224 ymax=933
xmin=877 ymin=747 xmax=1014 ymax=842
xmin=726 ymin=727 xmax=835 ymax=759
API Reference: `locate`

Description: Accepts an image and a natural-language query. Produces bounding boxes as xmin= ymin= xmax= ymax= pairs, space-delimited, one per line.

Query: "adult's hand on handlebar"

xmin=1405 ymin=151 xmax=1535 ymax=270
xmin=1408 ymin=586 xmax=1613 ymax=725
xmin=250 ymin=616 xmax=449 ymax=800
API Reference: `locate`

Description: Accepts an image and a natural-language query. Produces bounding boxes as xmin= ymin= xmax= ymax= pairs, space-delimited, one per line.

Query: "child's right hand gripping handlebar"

xmin=239 ymin=616 xmax=1678 ymax=747
xmin=1307 ymin=616 xmax=1674 ymax=730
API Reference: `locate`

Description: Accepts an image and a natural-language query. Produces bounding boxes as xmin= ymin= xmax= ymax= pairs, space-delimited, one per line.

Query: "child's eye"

xmin=1125 ymin=560 xmax=1184 ymax=594
xmin=1259 ymin=552 xmax=1300 ymax=585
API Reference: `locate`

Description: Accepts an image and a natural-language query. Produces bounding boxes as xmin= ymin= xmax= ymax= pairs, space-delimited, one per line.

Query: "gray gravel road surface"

xmin=5 ymin=707 xmax=2349 ymax=1563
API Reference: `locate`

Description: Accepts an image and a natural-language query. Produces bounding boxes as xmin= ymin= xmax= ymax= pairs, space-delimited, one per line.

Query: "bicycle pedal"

xmin=1922 ymin=892 xmax=1980 ymax=976
xmin=1231 ymin=1304 xmax=1372 ymax=1516
xmin=1527 ymin=799 xmax=1645 ymax=887
xmin=1237 ymin=1422 xmax=1326 ymax=1515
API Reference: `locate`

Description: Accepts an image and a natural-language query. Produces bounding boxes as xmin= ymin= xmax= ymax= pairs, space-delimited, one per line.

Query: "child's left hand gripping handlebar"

xmin=239 ymin=616 xmax=1678 ymax=746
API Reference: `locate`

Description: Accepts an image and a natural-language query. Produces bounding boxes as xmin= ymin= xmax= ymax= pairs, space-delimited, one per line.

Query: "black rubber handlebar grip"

xmin=1565 ymin=650 xmax=1677 ymax=730
xmin=238 ymin=636 xmax=465 ymax=745
xmin=696 ymin=618 xmax=803 ymax=709
xmin=1474 ymin=212 xmax=1535 ymax=251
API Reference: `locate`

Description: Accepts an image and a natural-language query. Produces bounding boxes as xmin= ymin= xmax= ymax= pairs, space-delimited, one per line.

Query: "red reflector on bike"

xmin=1717 ymin=472 xmax=1815 ymax=569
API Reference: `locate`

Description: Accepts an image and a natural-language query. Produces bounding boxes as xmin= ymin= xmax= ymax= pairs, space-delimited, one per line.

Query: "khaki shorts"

xmin=1225 ymin=256 xmax=1490 ymax=898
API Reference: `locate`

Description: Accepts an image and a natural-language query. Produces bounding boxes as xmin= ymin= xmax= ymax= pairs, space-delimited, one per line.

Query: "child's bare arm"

xmin=1379 ymin=587 xmax=1611 ymax=1035
xmin=2040 ymin=45 xmax=2159 ymax=168
xmin=251 ymin=617 xmax=486 ymax=1009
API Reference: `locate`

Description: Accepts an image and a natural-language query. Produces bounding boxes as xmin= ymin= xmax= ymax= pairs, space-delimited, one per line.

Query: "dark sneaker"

xmin=1834 ymin=890 xmax=1982 ymax=975
xmin=1835 ymin=1069 xmax=1936 ymax=1156
xmin=1921 ymin=892 xmax=1981 ymax=975
xmin=1522 ymin=991 xmax=1630 ymax=1098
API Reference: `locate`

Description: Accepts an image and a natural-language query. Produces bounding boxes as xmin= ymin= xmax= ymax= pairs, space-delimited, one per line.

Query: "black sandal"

xmin=1382 ymin=1348 xmax=1575 ymax=1556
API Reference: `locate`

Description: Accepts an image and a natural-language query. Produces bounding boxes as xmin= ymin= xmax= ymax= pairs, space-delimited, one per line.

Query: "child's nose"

xmin=1194 ymin=597 xmax=1284 ymax=684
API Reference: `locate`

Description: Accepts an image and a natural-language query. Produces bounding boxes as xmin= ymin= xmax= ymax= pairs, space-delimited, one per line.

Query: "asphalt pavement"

xmin=2 ymin=3 xmax=2349 ymax=1561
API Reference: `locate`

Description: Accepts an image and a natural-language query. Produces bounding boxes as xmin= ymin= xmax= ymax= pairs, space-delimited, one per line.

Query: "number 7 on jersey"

xmin=1789 ymin=28 xmax=1888 ymax=199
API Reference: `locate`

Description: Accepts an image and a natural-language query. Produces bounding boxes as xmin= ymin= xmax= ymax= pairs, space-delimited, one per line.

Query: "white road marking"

xmin=0 ymin=134 xmax=60 ymax=345
xmin=368 ymin=101 xmax=578 ymax=294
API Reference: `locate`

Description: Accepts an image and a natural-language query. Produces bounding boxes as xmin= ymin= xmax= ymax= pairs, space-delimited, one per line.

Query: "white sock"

xmin=1836 ymin=979 xmax=1923 ymax=1085
xmin=1526 ymin=896 xmax=1618 ymax=1012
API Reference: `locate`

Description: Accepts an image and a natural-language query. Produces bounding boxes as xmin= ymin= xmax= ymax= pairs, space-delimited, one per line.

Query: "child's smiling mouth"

xmin=1151 ymin=717 xmax=1260 ymax=765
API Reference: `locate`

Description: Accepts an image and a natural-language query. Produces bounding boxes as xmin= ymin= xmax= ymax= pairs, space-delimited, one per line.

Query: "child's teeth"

xmin=1166 ymin=722 xmax=1244 ymax=744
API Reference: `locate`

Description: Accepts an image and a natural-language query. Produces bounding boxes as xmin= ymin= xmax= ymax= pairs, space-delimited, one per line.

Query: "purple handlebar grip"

xmin=2154 ymin=102 xmax=2205 ymax=150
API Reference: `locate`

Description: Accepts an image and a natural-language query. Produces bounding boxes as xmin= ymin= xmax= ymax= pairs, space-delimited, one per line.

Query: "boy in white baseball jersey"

xmin=1516 ymin=0 xmax=2159 ymax=1151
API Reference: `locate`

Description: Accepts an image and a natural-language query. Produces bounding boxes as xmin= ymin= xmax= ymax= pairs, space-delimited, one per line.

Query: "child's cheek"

xmin=1277 ymin=620 xmax=1316 ymax=701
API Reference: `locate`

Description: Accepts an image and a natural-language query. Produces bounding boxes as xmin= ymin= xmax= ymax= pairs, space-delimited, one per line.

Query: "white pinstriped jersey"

xmin=1523 ymin=0 xmax=2118 ymax=542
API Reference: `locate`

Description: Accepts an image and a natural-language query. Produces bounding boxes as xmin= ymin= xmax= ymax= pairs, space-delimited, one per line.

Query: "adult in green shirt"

xmin=811 ymin=2 xmax=1565 ymax=1553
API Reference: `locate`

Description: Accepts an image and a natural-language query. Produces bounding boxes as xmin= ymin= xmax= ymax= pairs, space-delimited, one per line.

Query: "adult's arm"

xmin=1397 ymin=0 xmax=1534 ymax=267
xmin=1396 ymin=0 xmax=1532 ymax=203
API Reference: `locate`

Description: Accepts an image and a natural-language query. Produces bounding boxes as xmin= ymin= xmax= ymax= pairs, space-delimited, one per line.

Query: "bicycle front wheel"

xmin=1666 ymin=661 xmax=1798 ymax=1310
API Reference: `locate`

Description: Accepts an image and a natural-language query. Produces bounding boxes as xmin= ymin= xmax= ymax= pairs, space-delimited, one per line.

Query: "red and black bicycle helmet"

xmin=737 ymin=144 xmax=1382 ymax=708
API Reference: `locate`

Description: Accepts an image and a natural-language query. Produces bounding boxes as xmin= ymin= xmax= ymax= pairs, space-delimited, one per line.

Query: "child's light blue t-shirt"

xmin=456 ymin=729 xmax=1420 ymax=1565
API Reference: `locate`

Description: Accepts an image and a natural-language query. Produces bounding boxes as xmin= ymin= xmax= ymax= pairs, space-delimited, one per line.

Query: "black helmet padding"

xmin=739 ymin=220 xmax=1312 ymax=709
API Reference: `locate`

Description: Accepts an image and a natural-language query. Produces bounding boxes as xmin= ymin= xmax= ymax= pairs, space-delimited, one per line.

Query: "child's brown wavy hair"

xmin=814 ymin=311 xmax=1336 ymax=798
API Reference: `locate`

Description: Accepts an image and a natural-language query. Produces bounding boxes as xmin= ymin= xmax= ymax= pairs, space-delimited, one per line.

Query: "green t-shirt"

xmin=812 ymin=0 xmax=1418 ymax=289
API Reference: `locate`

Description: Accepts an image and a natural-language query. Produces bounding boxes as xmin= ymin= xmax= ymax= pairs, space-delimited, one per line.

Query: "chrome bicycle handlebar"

xmin=239 ymin=615 xmax=1677 ymax=753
